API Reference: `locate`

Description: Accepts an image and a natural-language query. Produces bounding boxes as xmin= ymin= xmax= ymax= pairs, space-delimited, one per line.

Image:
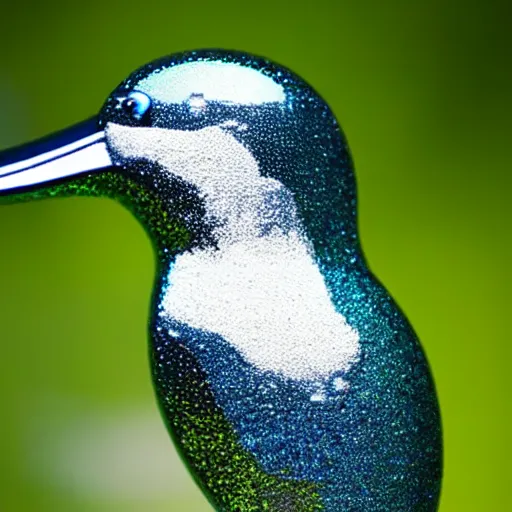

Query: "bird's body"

xmin=0 ymin=50 xmax=442 ymax=510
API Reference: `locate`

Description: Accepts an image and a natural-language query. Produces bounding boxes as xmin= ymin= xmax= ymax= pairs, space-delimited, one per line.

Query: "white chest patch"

xmin=107 ymin=122 xmax=361 ymax=382
xmin=162 ymin=232 xmax=360 ymax=382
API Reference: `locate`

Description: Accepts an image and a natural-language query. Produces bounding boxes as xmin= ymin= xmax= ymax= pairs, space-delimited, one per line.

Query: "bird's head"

xmin=0 ymin=50 xmax=358 ymax=261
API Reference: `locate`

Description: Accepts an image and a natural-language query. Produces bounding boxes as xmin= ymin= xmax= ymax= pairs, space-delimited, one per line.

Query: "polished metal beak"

xmin=0 ymin=118 xmax=112 ymax=194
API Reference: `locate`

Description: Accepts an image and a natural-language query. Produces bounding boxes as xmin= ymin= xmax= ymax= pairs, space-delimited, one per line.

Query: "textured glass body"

xmin=0 ymin=50 xmax=442 ymax=511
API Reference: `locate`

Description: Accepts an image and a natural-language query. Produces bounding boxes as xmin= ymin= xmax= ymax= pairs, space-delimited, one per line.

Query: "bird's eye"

xmin=121 ymin=91 xmax=152 ymax=120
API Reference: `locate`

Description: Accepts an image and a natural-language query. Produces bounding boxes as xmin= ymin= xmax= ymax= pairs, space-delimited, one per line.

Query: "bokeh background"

xmin=0 ymin=1 xmax=510 ymax=510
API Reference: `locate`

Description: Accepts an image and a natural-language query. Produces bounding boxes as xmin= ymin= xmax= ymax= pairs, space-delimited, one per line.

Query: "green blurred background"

xmin=0 ymin=1 xmax=510 ymax=510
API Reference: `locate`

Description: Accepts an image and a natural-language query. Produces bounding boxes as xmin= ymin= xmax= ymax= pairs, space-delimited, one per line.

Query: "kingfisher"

xmin=0 ymin=50 xmax=442 ymax=511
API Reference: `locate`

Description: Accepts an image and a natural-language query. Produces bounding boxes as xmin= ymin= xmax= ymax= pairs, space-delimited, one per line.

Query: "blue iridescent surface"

xmin=0 ymin=50 xmax=442 ymax=511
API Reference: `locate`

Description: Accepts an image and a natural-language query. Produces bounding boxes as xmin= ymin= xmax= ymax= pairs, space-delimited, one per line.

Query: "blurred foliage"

xmin=0 ymin=0 xmax=510 ymax=510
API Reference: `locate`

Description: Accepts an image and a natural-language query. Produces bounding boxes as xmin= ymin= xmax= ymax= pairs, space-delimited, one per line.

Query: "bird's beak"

xmin=0 ymin=118 xmax=113 ymax=194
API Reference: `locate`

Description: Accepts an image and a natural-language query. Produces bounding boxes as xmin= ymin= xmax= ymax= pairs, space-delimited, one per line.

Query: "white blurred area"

xmin=24 ymin=395 xmax=211 ymax=511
